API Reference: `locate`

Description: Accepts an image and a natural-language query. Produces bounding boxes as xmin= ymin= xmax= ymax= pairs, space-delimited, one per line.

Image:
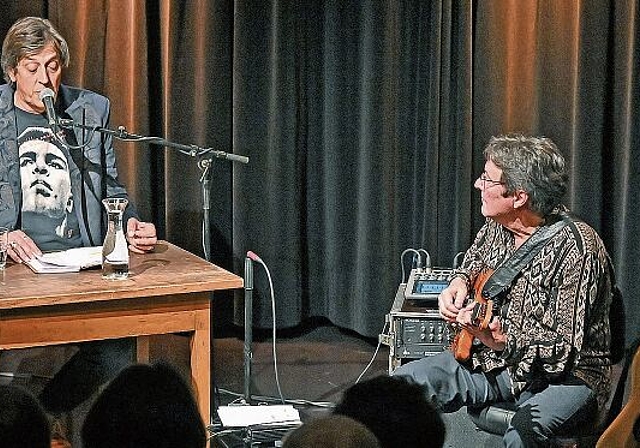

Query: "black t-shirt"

xmin=15 ymin=107 xmax=82 ymax=251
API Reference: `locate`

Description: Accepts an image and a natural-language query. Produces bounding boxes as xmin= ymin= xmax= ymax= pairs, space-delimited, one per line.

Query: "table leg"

xmin=136 ymin=335 xmax=151 ymax=363
xmin=191 ymin=306 xmax=212 ymax=425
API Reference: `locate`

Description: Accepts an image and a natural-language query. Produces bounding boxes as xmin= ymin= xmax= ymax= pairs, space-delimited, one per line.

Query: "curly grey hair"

xmin=484 ymin=134 xmax=568 ymax=217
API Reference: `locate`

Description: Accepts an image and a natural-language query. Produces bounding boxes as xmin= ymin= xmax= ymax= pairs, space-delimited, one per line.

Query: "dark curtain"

xmin=472 ymin=0 xmax=640 ymax=345
xmin=1 ymin=1 xmax=638 ymax=344
xmin=231 ymin=1 xmax=474 ymax=334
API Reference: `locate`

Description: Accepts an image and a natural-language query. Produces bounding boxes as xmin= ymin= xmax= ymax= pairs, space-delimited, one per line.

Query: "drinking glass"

xmin=0 ymin=227 xmax=8 ymax=270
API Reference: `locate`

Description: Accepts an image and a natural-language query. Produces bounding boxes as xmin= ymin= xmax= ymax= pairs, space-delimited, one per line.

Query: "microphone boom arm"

xmin=58 ymin=119 xmax=249 ymax=164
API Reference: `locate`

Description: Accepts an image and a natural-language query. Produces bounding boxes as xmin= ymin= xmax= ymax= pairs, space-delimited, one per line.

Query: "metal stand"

xmin=243 ymin=256 xmax=254 ymax=402
xmin=198 ymin=158 xmax=213 ymax=262
xmin=56 ymin=119 xmax=249 ymax=262
xmin=57 ymin=120 xmax=248 ymax=164
xmin=53 ymin=119 xmax=250 ymax=423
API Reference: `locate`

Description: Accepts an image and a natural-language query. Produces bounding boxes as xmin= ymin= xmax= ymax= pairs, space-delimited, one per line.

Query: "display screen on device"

xmin=413 ymin=280 xmax=448 ymax=295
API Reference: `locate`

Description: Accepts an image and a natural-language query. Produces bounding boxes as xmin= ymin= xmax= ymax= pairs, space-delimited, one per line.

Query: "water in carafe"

xmin=102 ymin=198 xmax=129 ymax=280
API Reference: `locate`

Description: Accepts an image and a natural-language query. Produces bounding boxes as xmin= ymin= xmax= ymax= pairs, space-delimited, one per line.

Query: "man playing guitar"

xmin=393 ymin=134 xmax=615 ymax=447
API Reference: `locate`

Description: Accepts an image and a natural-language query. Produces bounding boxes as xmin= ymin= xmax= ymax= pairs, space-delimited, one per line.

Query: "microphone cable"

xmin=400 ymin=248 xmax=422 ymax=282
xmin=354 ymin=320 xmax=388 ymax=384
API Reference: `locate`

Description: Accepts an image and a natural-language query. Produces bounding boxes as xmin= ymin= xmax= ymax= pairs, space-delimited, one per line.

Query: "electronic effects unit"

xmin=380 ymin=248 xmax=462 ymax=373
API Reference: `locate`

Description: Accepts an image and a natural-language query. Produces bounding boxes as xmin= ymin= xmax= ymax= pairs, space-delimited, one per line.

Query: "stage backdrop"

xmin=1 ymin=1 xmax=638 ymax=344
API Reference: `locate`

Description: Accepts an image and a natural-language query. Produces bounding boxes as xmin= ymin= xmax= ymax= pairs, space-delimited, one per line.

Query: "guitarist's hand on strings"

xmin=456 ymin=308 xmax=507 ymax=352
xmin=438 ymin=276 xmax=469 ymax=322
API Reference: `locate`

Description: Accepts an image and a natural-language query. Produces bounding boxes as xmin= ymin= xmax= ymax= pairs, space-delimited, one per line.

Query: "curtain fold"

xmin=473 ymin=0 xmax=639 ymax=341
xmin=609 ymin=0 xmax=640 ymax=335
xmin=1 ymin=0 xmax=638 ymax=341
xmin=232 ymin=1 xmax=474 ymax=335
xmin=158 ymin=0 xmax=233 ymax=263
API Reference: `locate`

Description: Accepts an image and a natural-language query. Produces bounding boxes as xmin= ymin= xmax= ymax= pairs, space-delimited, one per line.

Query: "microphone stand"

xmin=243 ymin=255 xmax=254 ymax=403
xmin=58 ymin=118 xmax=250 ymax=425
xmin=58 ymin=119 xmax=249 ymax=262
xmin=198 ymin=159 xmax=213 ymax=262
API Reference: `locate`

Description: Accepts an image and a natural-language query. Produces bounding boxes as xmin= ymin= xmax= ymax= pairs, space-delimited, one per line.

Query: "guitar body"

xmin=596 ymin=343 xmax=640 ymax=448
xmin=451 ymin=269 xmax=494 ymax=362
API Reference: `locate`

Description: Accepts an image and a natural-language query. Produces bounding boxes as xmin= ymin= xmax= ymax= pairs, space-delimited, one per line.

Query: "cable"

xmin=0 ymin=372 xmax=53 ymax=379
xmin=239 ymin=249 xmax=411 ymax=408
xmin=54 ymin=122 xmax=97 ymax=151
xmin=217 ymin=388 xmax=334 ymax=408
xmin=453 ymin=251 xmax=465 ymax=269
xmin=201 ymin=220 xmax=206 ymax=260
xmin=354 ymin=320 xmax=389 ymax=384
xmin=400 ymin=248 xmax=421 ymax=282
xmin=418 ymin=248 xmax=432 ymax=272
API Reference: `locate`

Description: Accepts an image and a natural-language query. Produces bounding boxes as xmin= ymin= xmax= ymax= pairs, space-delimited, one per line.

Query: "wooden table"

xmin=0 ymin=241 xmax=243 ymax=423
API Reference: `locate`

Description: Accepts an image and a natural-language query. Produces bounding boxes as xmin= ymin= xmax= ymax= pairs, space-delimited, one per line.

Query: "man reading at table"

xmin=0 ymin=15 xmax=157 ymax=430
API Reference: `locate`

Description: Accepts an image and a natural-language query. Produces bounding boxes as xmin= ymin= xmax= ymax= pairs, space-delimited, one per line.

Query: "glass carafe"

xmin=102 ymin=198 xmax=129 ymax=280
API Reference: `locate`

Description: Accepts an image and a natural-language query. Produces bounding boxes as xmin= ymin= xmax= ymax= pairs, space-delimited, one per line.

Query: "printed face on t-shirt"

xmin=19 ymin=137 xmax=73 ymax=218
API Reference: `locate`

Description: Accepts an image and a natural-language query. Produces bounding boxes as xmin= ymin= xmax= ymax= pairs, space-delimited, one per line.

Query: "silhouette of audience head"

xmin=333 ymin=375 xmax=445 ymax=448
xmin=283 ymin=414 xmax=381 ymax=448
xmin=0 ymin=384 xmax=50 ymax=448
xmin=81 ymin=361 xmax=206 ymax=448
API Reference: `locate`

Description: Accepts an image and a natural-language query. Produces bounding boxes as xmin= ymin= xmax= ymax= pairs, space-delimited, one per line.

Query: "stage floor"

xmin=1 ymin=320 xmax=505 ymax=447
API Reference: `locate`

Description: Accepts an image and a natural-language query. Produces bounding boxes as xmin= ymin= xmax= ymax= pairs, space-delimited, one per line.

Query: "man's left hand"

xmin=126 ymin=218 xmax=157 ymax=253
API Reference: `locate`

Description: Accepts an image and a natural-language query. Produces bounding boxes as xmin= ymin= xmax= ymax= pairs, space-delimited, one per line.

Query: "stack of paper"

xmin=25 ymin=246 xmax=103 ymax=274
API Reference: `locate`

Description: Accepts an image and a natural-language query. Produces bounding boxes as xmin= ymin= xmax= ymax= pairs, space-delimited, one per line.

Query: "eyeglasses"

xmin=478 ymin=173 xmax=505 ymax=189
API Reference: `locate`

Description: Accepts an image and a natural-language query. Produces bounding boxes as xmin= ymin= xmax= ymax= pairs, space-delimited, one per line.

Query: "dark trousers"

xmin=393 ymin=351 xmax=598 ymax=447
xmin=39 ymin=338 xmax=133 ymax=414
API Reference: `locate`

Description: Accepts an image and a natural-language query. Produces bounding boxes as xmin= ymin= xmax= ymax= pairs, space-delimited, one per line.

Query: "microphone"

xmin=210 ymin=150 xmax=250 ymax=164
xmin=38 ymin=88 xmax=58 ymax=128
xmin=245 ymin=253 xmax=254 ymax=290
xmin=247 ymin=250 xmax=262 ymax=263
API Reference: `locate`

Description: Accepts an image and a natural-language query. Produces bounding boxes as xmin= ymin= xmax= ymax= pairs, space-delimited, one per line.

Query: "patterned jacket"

xmin=456 ymin=209 xmax=613 ymax=408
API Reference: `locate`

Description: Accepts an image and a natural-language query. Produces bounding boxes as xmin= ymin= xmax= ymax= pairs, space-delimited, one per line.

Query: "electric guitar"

xmin=451 ymin=269 xmax=494 ymax=362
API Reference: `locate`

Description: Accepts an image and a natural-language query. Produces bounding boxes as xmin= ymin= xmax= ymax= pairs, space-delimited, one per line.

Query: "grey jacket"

xmin=0 ymin=83 xmax=138 ymax=247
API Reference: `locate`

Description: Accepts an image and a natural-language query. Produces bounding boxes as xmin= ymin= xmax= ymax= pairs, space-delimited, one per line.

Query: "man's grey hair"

xmin=484 ymin=134 xmax=568 ymax=217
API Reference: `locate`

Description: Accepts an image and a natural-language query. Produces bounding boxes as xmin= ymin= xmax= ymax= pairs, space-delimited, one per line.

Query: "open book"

xmin=25 ymin=246 xmax=103 ymax=274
